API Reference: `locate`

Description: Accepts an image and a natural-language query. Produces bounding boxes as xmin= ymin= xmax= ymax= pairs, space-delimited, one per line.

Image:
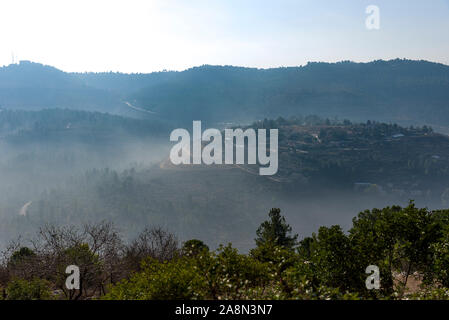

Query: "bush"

xmin=105 ymin=244 xmax=272 ymax=300
xmin=104 ymin=257 xmax=207 ymax=300
xmin=409 ymin=287 xmax=449 ymax=300
xmin=206 ymin=244 xmax=271 ymax=299
xmin=5 ymin=278 xmax=53 ymax=300
xmin=283 ymin=263 xmax=360 ymax=300
xmin=8 ymin=247 xmax=35 ymax=267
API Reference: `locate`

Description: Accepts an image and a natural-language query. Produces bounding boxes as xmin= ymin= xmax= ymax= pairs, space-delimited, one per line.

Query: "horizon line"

xmin=1 ymin=57 xmax=448 ymax=75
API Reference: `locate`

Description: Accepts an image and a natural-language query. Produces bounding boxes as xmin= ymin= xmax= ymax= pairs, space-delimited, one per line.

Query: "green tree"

xmin=182 ymin=239 xmax=209 ymax=257
xmin=349 ymin=202 xmax=441 ymax=297
xmin=8 ymin=247 xmax=35 ymax=266
xmin=209 ymin=244 xmax=270 ymax=299
xmin=427 ymin=209 xmax=449 ymax=287
xmin=255 ymin=208 xmax=298 ymax=249
xmin=56 ymin=243 xmax=102 ymax=300
xmin=312 ymin=226 xmax=358 ymax=292
xmin=349 ymin=206 xmax=402 ymax=295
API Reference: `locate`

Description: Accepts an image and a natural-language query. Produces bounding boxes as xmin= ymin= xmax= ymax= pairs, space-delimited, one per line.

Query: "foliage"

xmin=283 ymin=269 xmax=360 ymax=300
xmin=8 ymin=247 xmax=35 ymax=267
xmin=202 ymin=244 xmax=271 ymax=299
xmin=255 ymin=208 xmax=298 ymax=249
xmin=104 ymin=257 xmax=207 ymax=300
xmin=105 ymin=243 xmax=272 ymax=300
xmin=182 ymin=239 xmax=209 ymax=257
xmin=407 ymin=286 xmax=449 ymax=300
xmin=4 ymin=204 xmax=449 ymax=300
xmin=349 ymin=201 xmax=442 ymax=296
xmin=5 ymin=278 xmax=52 ymax=300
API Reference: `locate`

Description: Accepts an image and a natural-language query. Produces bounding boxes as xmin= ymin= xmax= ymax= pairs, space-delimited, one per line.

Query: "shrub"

xmin=208 ymin=244 xmax=271 ymax=299
xmin=5 ymin=278 xmax=53 ymax=300
xmin=104 ymin=257 xmax=207 ymax=300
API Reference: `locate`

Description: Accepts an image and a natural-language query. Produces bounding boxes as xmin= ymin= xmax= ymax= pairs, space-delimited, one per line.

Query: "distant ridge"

xmin=1 ymin=59 xmax=449 ymax=130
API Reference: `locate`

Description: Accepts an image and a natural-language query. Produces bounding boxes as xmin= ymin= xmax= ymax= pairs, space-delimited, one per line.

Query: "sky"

xmin=0 ymin=0 xmax=448 ymax=73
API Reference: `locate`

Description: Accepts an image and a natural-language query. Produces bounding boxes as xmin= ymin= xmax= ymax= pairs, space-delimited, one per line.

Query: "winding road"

xmin=123 ymin=101 xmax=157 ymax=114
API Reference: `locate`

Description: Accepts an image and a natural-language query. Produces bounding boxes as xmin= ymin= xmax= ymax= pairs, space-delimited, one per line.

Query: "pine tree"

xmin=255 ymin=208 xmax=298 ymax=249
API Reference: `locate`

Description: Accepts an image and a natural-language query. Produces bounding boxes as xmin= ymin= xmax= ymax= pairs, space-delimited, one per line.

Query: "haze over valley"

xmin=0 ymin=59 xmax=448 ymax=250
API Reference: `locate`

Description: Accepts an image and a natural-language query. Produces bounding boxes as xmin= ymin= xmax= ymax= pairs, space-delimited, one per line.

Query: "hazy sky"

xmin=0 ymin=0 xmax=448 ymax=73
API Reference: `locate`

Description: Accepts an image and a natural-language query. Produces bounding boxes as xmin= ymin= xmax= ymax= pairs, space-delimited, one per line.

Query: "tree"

xmin=26 ymin=221 xmax=124 ymax=299
xmin=182 ymin=239 xmax=209 ymax=257
xmin=57 ymin=243 xmax=102 ymax=300
xmin=8 ymin=247 xmax=35 ymax=266
xmin=255 ymin=208 xmax=298 ymax=249
xmin=207 ymin=244 xmax=270 ymax=299
xmin=349 ymin=206 xmax=402 ymax=295
xmin=312 ymin=226 xmax=357 ymax=292
xmin=349 ymin=202 xmax=442 ymax=297
xmin=123 ymin=227 xmax=179 ymax=272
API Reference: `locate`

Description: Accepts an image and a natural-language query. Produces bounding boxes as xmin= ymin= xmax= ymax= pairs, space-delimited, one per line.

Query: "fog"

xmin=0 ymin=133 xmax=169 ymax=247
xmin=0 ymin=114 xmax=447 ymax=253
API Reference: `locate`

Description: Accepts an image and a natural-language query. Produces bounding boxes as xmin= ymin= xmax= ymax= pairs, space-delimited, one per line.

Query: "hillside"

xmin=1 ymin=114 xmax=449 ymax=250
xmin=1 ymin=60 xmax=449 ymax=130
xmin=110 ymin=59 xmax=449 ymax=128
xmin=0 ymin=108 xmax=169 ymax=144
xmin=247 ymin=117 xmax=449 ymax=199
xmin=0 ymin=61 xmax=123 ymax=114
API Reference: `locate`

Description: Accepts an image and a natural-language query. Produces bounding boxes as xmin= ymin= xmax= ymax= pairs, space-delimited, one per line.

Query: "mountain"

xmin=0 ymin=61 xmax=121 ymax=113
xmin=129 ymin=60 xmax=449 ymax=128
xmin=1 ymin=59 xmax=449 ymax=130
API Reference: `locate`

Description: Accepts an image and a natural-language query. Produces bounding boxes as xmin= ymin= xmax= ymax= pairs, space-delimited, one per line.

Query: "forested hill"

xmin=232 ymin=117 xmax=449 ymax=205
xmin=0 ymin=61 xmax=123 ymax=113
xmin=1 ymin=59 xmax=449 ymax=129
xmin=129 ymin=59 xmax=449 ymax=127
xmin=0 ymin=108 xmax=169 ymax=144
